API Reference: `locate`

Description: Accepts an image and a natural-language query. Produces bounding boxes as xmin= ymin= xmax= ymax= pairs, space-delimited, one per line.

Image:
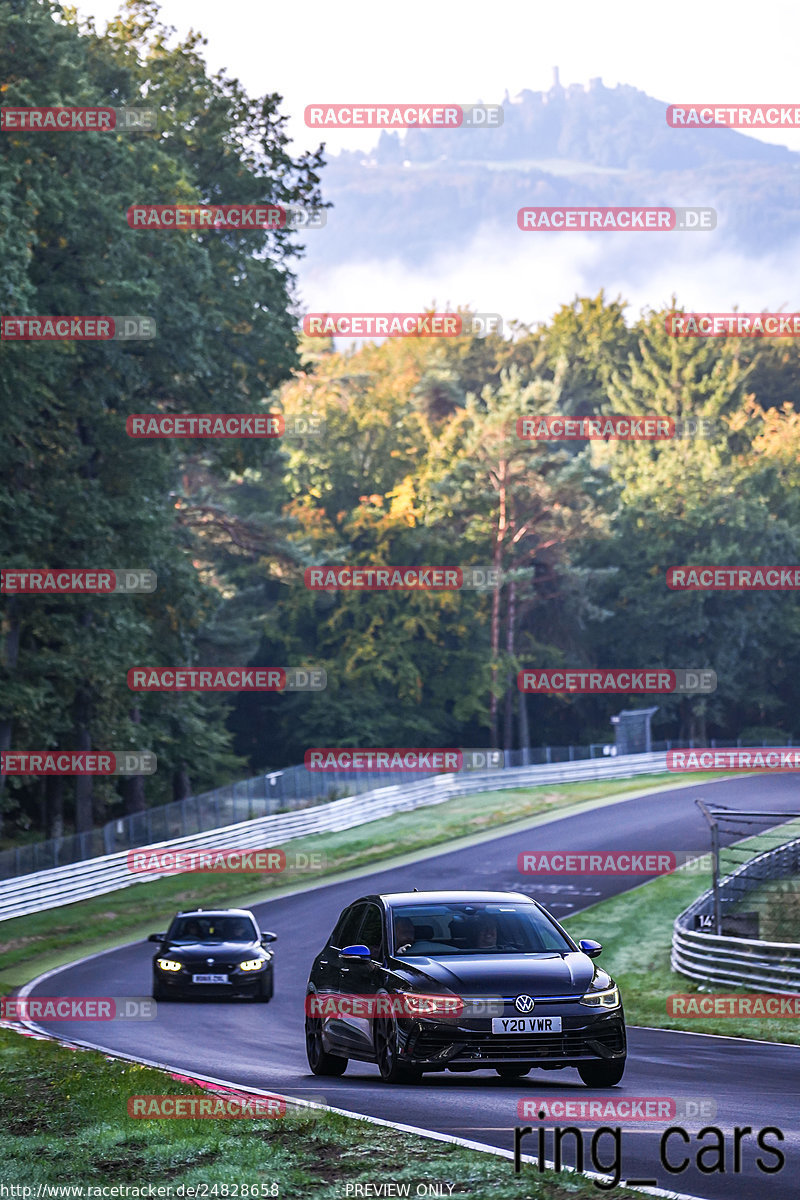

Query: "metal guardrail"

xmin=0 ymin=752 xmax=670 ymax=922
xmin=672 ymin=837 xmax=800 ymax=993
xmin=2 ymin=735 xmax=766 ymax=881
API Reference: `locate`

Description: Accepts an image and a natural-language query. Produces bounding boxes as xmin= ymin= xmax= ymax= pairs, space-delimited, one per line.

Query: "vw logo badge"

xmin=515 ymin=994 xmax=534 ymax=1013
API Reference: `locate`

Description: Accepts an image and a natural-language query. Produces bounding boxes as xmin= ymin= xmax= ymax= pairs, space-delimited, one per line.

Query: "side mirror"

xmin=148 ymin=932 xmax=167 ymax=943
xmin=579 ymin=939 xmax=603 ymax=959
xmin=339 ymin=944 xmax=370 ymax=959
xmin=261 ymin=931 xmax=278 ymax=944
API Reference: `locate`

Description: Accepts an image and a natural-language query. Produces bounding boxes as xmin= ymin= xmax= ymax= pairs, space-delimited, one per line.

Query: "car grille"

xmin=188 ymin=962 xmax=238 ymax=972
xmin=413 ymin=1026 xmax=624 ymax=1061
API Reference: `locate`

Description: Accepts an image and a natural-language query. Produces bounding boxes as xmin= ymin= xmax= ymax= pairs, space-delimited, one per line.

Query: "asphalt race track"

xmin=25 ymin=773 xmax=800 ymax=1199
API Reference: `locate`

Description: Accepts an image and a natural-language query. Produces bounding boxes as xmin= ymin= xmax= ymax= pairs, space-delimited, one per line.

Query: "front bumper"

xmin=154 ymin=966 xmax=270 ymax=998
xmin=395 ymin=1005 xmax=626 ymax=1069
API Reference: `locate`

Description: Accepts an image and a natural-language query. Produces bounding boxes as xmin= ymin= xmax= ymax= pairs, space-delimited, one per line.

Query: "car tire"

xmin=152 ymin=978 xmax=169 ymax=1002
xmin=255 ymin=972 xmax=274 ymax=1003
xmin=496 ymin=1065 xmax=531 ymax=1079
xmin=374 ymin=1016 xmax=422 ymax=1084
xmin=305 ymin=1013 xmax=348 ymax=1076
xmin=578 ymin=1059 xmax=626 ymax=1088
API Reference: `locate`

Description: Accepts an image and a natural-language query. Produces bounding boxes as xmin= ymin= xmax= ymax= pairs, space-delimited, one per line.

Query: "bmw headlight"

xmin=580 ymin=985 xmax=620 ymax=1009
xmin=156 ymin=958 xmax=182 ymax=972
xmin=239 ymin=958 xmax=265 ymax=972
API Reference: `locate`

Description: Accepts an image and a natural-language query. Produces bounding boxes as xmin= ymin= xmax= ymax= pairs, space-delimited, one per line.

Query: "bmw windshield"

xmin=167 ymin=916 xmax=257 ymax=944
xmin=389 ymin=902 xmax=573 ymax=955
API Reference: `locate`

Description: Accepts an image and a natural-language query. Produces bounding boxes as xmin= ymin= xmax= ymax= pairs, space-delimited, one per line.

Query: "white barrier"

xmin=0 ymin=753 xmax=668 ymax=921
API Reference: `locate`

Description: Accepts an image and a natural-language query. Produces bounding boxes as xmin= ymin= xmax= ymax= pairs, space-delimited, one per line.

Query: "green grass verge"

xmin=562 ymin=818 xmax=800 ymax=1045
xmin=0 ymin=1025 xmax=645 ymax=1197
xmin=1 ymin=770 xmax=718 ymax=991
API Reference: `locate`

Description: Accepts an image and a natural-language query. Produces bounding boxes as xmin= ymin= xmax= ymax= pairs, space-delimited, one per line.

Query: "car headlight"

xmin=580 ymin=985 xmax=620 ymax=1009
xmin=398 ymin=993 xmax=462 ymax=1017
xmin=239 ymin=958 xmax=265 ymax=971
xmin=156 ymin=958 xmax=182 ymax=972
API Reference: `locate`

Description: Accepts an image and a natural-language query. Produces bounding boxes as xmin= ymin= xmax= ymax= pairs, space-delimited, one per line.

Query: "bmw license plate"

xmin=192 ymin=973 xmax=228 ymax=984
xmin=492 ymin=1016 xmax=562 ymax=1033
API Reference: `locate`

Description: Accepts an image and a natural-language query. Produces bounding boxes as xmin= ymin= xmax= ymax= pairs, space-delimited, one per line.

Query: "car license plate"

xmin=491 ymin=1016 xmax=562 ymax=1033
xmin=192 ymin=973 xmax=228 ymax=984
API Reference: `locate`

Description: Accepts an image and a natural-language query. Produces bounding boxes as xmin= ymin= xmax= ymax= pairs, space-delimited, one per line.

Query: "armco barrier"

xmin=672 ymin=837 xmax=800 ymax=993
xmin=0 ymin=752 xmax=669 ymax=922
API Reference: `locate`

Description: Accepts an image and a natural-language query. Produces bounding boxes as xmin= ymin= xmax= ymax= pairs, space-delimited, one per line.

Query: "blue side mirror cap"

xmin=340 ymin=944 xmax=370 ymax=959
xmin=579 ymin=939 xmax=603 ymax=959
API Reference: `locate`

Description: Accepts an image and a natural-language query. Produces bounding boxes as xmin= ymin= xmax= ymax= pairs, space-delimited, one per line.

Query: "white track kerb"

xmin=0 ymin=752 xmax=671 ymax=921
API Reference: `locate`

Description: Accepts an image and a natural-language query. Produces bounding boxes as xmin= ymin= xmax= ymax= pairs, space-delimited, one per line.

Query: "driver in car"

xmin=394 ymin=916 xmax=417 ymax=954
xmin=474 ymin=914 xmax=499 ymax=949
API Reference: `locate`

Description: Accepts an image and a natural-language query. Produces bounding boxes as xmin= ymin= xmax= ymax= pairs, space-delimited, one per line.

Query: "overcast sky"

xmin=68 ymin=0 xmax=800 ymax=329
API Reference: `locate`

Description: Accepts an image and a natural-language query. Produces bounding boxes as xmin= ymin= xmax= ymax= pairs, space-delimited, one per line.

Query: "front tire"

xmin=578 ymin=1059 xmax=626 ymax=1088
xmin=255 ymin=971 xmax=274 ymax=1003
xmin=152 ymin=977 xmax=169 ymax=1002
xmin=374 ymin=1016 xmax=422 ymax=1084
xmin=305 ymin=1013 xmax=348 ymax=1076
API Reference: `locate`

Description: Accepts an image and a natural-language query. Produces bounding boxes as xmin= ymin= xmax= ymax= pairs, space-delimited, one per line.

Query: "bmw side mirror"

xmin=261 ymin=931 xmax=278 ymax=944
xmin=579 ymin=939 xmax=603 ymax=959
xmin=148 ymin=933 xmax=166 ymax=943
xmin=339 ymin=944 xmax=370 ymax=959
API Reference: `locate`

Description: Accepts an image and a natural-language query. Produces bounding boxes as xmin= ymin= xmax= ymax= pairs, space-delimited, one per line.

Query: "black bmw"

xmin=149 ymin=908 xmax=277 ymax=1001
xmin=305 ymin=890 xmax=625 ymax=1085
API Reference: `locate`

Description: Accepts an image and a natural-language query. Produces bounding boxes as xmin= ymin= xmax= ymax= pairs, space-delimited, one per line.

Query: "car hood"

xmin=160 ymin=941 xmax=259 ymax=959
xmin=396 ymin=951 xmax=598 ymax=996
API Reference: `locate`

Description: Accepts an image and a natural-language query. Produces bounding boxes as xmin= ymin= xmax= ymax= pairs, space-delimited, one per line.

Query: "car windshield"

xmin=390 ymin=902 xmax=572 ymax=956
xmin=168 ymin=915 xmax=257 ymax=944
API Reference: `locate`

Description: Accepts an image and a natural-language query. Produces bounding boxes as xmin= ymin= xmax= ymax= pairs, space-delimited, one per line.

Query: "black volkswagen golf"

xmin=149 ymin=908 xmax=277 ymax=1001
xmin=305 ymin=890 xmax=625 ymax=1085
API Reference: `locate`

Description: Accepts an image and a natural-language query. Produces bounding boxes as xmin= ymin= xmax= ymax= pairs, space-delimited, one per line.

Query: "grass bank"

xmin=562 ymin=819 xmax=800 ymax=1044
xmin=0 ymin=1025 xmax=643 ymax=1197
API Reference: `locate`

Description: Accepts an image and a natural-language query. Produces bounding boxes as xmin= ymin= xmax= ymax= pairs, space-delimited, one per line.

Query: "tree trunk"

xmin=173 ymin=760 xmax=191 ymax=802
xmin=502 ymin=579 xmax=517 ymax=752
xmin=124 ymin=705 xmax=147 ymax=814
xmin=47 ymin=773 xmax=64 ymax=839
xmin=0 ymin=596 xmax=21 ymax=837
xmin=73 ymin=689 xmax=94 ymax=833
xmin=489 ymin=460 xmax=508 ymax=747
